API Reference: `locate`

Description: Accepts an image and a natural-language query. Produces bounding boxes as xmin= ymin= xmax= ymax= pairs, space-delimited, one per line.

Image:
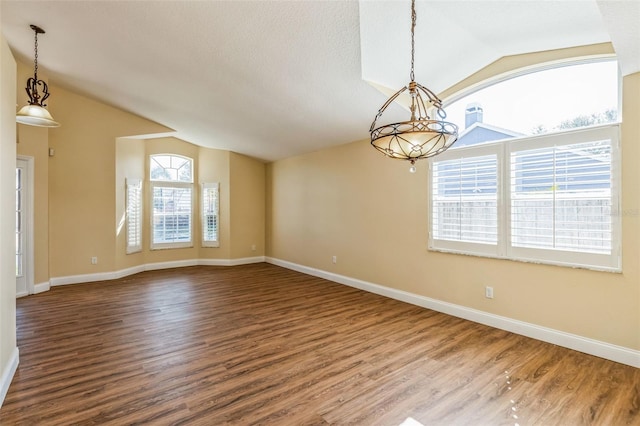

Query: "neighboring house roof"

xmin=454 ymin=121 xmax=525 ymax=148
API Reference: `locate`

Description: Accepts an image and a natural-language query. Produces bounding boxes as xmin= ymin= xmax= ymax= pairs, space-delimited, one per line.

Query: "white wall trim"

xmin=113 ymin=265 xmax=146 ymax=280
xmin=0 ymin=347 xmax=19 ymax=408
xmin=50 ymin=271 xmax=117 ymax=287
xmin=200 ymin=256 xmax=265 ymax=266
xmin=265 ymin=257 xmax=640 ymax=368
xmin=33 ymin=281 xmax=50 ymax=294
xmin=144 ymin=259 xmax=199 ymax=271
xmin=228 ymin=256 xmax=265 ymax=266
xmin=49 ymin=257 xmax=267 ymax=287
xmin=193 ymin=259 xmax=231 ymax=267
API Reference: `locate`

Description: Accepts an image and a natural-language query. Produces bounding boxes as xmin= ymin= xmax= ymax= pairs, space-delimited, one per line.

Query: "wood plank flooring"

xmin=1 ymin=263 xmax=638 ymax=425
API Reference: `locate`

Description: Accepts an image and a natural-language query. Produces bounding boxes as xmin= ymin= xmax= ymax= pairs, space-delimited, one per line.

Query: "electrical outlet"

xmin=332 ymin=255 xmax=337 ymax=264
xmin=485 ymin=286 xmax=494 ymax=299
xmin=251 ymin=244 xmax=256 ymax=251
xmin=91 ymin=256 xmax=98 ymax=265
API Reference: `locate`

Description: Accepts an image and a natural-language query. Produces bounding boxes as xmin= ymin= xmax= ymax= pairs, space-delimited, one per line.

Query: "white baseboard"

xmin=113 ymin=265 xmax=146 ymax=279
xmin=199 ymin=256 xmax=265 ymax=266
xmin=50 ymin=271 xmax=116 ymax=286
xmin=17 ymin=282 xmax=50 ymax=298
xmin=228 ymin=256 xmax=266 ymax=266
xmin=33 ymin=281 xmax=50 ymax=294
xmin=266 ymin=257 xmax=640 ymax=369
xmin=50 ymin=257 xmax=267 ymax=287
xmin=143 ymin=259 xmax=199 ymax=271
xmin=0 ymin=347 xmax=19 ymax=408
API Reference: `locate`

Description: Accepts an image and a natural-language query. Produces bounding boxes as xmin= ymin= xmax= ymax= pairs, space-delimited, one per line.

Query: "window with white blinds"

xmin=150 ymin=154 xmax=194 ymax=250
xmin=510 ymin=140 xmax=612 ymax=253
xmin=432 ymin=151 xmax=499 ymax=255
xmin=429 ymin=125 xmax=620 ymax=271
xmin=125 ymin=178 xmax=142 ymax=254
xmin=202 ymin=182 xmax=220 ymax=247
xmin=151 ymin=186 xmax=192 ymax=248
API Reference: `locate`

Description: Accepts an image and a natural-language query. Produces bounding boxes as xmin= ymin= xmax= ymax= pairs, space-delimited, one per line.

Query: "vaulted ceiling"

xmin=2 ymin=1 xmax=638 ymax=162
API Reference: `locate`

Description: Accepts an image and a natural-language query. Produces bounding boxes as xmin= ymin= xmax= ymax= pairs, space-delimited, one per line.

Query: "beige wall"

xmin=621 ymin=72 xmax=640 ymax=351
xmin=47 ymin=86 xmax=172 ymax=278
xmin=0 ymin=32 xmax=17 ymax=397
xmin=266 ymin=47 xmax=640 ymax=351
xmin=230 ymin=152 xmax=265 ymax=258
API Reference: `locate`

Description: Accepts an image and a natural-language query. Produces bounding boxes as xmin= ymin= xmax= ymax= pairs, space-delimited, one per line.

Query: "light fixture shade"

xmin=370 ymin=82 xmax=458 ymax=163
xmin=16 ymin=104 xmax=60 ymax=127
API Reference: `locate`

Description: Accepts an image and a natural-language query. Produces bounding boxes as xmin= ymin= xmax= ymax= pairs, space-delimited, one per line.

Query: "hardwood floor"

xmin=1 ymin=263 xmax=638 ymax=425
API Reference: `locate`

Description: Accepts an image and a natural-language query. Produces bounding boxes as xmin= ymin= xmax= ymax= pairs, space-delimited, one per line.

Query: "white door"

xmin=16 ymin=157 xmax=33 ymax=297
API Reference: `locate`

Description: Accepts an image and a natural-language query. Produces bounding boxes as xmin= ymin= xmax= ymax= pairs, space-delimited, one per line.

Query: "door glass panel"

xmin=15 ymin=168 xmax=23 ymax=278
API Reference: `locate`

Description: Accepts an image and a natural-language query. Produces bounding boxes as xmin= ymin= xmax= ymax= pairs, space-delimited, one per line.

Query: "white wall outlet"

xmin=332 ymin=255 xmax=337 ymax=264
xmin=91 ymin=256 xmax=98 ymax=265
xmin=485 ymin=286 xmax=494 ymax=299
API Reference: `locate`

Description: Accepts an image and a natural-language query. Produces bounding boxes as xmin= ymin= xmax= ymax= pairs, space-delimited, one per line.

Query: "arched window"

xmin=429 ymin=59 xmax=621 ymax=271
xmin=446 ymin=60 xmax=619 ymax=147
xmin=150 ymin=154 xmax=194 ymax=249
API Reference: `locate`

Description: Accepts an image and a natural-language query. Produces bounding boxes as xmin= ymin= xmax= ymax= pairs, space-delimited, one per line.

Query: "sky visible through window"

xmin=443 ymin=60 xmax=619 ymax=136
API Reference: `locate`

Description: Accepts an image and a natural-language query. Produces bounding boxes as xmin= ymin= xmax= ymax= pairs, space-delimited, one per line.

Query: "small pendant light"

xmin=16 ymin=25 xmax=60 ymax=128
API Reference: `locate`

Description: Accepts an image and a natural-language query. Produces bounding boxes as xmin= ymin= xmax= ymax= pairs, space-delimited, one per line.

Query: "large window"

xmin=429 ymin=60 xmax=620 ymax=271
xmin=150 ymin=154 xmax=193 ymax=249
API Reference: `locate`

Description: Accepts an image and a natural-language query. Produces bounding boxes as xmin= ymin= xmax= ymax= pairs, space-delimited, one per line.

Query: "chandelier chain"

xmin=410 ymin=0 xmax=416 ymax=82
xmin=33 ymin=29 xmax=39 ymax=80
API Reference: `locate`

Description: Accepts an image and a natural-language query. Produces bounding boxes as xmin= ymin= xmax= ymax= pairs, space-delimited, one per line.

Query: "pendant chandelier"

xmin=369 ymin=0 xmax=456 ymax=172
xmin=16 ymin=25 xmax=60 ymax=128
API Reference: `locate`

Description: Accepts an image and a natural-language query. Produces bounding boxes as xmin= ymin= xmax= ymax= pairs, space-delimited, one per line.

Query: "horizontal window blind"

xmin=152 ymin=185 xmax=192 ymax=248
xmin=432 ymin=154 xmax=498 ymax=244
xmin=126 ymin=178 xmax=142 ymax=253
xmin=510 ymin=139 xmax=612 ymax=254
xmin=202 ymin=182 xmax=220 ymax=247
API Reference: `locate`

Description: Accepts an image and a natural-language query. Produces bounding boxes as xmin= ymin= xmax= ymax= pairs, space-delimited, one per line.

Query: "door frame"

xmin=16 ymin=155 xmax=34 ymax=297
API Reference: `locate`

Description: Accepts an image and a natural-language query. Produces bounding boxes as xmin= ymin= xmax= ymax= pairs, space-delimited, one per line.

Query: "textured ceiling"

xmin=2 ymin=1 xmax=638 ymax=162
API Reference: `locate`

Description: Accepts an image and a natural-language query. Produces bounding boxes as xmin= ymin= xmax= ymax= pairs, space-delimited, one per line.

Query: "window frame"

xmin=149 ymin=154 xmax=194 ymax=250
xmin=428 ymin=124 xmax=621 ymax=272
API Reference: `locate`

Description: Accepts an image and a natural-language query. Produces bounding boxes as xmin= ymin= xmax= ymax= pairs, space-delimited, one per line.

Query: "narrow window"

xmin=126 ymin=178 xmax=142 ymax=253
xmin=202 ymin=182 xmax=220 ymax=247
